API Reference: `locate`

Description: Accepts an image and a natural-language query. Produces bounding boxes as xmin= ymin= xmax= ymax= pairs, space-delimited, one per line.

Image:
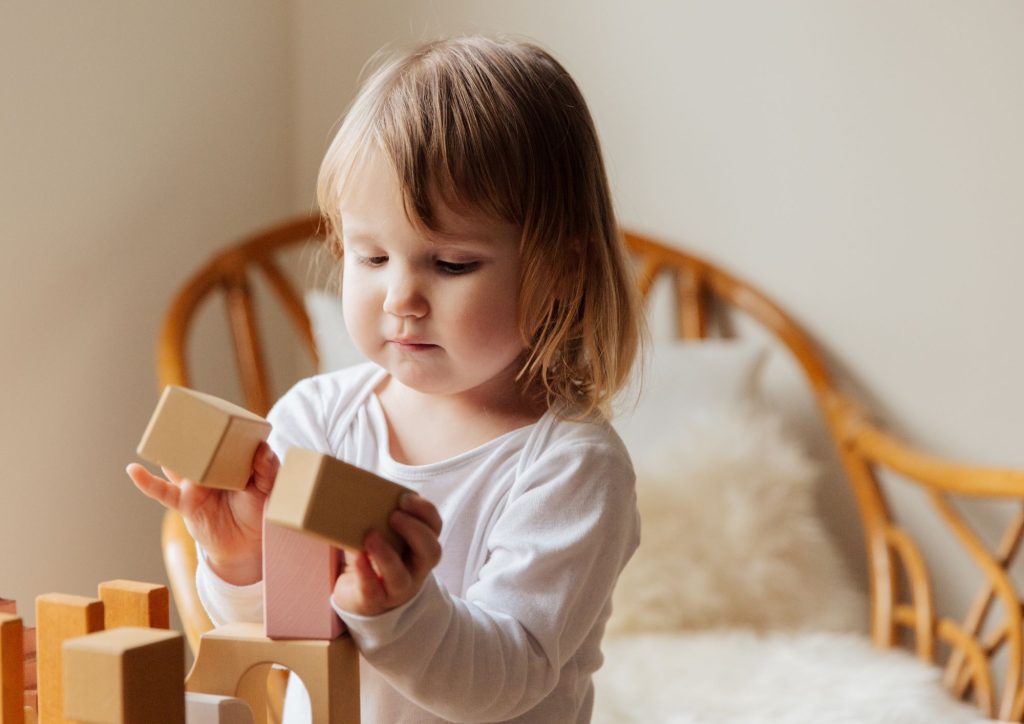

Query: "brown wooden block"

xmin=186 ymin=623 xmax=358 ymax=724
xmin=265 ymin=448 xmax=412 ymax=554
xmin=63 ymin=627 xmax=184 ymax=724
xmin=1 ymin=614 xmax=24 ymax=724
xmin=185 ymin=692 xmax=254 ymax=724
xmin=137 ymin=386 xmax=271 ymax=491
xmin=35 ymin=594 xmax=104 ymax=724
xmin=263 ymin=519 xmax=344 ymax=641
xmin=98 ymin=581 xmax=170 ymax=630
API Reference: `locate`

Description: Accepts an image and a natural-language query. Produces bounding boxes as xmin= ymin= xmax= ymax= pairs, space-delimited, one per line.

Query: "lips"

xmin=389 ymin=338 xmax=438 ymax=350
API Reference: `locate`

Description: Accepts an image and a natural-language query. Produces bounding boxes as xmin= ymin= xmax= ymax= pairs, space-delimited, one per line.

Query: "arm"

xmin=335 ymin=442 xmax=639 ymax=722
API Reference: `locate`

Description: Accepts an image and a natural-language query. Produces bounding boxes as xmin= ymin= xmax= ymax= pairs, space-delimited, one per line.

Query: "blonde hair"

xmin=317 ymin=36 xmax=642 ymax=420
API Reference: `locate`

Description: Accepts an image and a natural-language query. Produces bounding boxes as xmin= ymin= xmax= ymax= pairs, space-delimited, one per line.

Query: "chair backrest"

xmin=158 ymin=217 xmax=1024 ymax=721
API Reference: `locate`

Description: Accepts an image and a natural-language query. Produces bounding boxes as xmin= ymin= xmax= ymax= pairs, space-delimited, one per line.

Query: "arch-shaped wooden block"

xmin=185 ymin=623 xmax=359 ymax=724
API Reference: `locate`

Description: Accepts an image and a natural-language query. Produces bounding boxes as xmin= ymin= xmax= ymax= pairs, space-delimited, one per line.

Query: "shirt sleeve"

xmin=334 ymin=439 xmax=640 ymax=722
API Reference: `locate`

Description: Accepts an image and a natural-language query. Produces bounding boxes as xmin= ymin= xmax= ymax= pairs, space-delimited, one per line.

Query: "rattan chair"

xmin=156 ymin=216 xmax=1024 ymax=721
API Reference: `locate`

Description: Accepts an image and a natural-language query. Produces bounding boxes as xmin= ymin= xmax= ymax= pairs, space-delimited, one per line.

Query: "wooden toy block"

xmin=186 ymin=623 xmax=359 ymax=724
xmin=265 ymin=448 xmax=412 ymax=554
xmin=23 ymin=657 xmax=34 ymax=692
xmin=21 ymin=707 xmax=33 ymax=724
xmin=63 ymin=627 xmax=184 ymax=724
xmin=22 ymin=692 xmax=34 ymax=713
xmin=0 ymin=602 xmax=14 ymax=616
xmin=36 ymin=594 xmax=104 ymax=724
xmin=1 ymin=614 xmax=24 ymax=724
xmin=263 ymin=520 xmax=345 ymax=641
xmin=185 ymin=692 xmax=254 ymax=724
xmin=98 ymin=581 xmax=170 ymax=630
xmin=22 ymin=631 xmax=34 ymax=660
xmin=137 ymin=386 xmax=272 ymax=491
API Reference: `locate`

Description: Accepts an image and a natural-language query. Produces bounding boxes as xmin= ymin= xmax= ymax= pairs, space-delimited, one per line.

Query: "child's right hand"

xmin=126 ymin=442 xmax=279 ymax=586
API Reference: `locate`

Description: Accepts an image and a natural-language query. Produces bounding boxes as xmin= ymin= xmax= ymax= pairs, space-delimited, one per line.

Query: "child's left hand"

xmin=332 ymin=493 xmax=443 ymax=616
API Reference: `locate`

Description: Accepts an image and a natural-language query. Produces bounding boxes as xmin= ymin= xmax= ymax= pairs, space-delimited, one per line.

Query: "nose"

xmin=382 ymin=266 xmax=428 ymax=319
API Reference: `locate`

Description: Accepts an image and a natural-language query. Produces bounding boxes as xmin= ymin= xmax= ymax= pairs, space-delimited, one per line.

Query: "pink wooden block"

xmin=263 ymin=519 xmax=345 ymax=640
xmin=0 ymin=600 xmax=15 ymax=615
xmin=22 ymin=629 xmax=35 ymax=658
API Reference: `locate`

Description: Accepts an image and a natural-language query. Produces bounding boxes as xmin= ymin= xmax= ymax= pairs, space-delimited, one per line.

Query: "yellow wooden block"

xmin=63 ymin=627 xmax=184 ymax=724
xmin=1 ymin=614 xmax=24 ymax=724
xmin=36 ymin=594 xmax=104 ymax=724
xmin=186 ymin=623 xmax=358 ymax=724
xmin=98 ymin=581 xmax=170 ymax=630
xmin=265 ymin=448 xmax=412 ymax=554
xmin=137 ymin=386 xmax=271 ymax=491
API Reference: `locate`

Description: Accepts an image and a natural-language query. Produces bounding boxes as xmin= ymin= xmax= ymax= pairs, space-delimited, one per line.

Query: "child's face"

xmin=338 ymin=150 xmax=526 ymax=403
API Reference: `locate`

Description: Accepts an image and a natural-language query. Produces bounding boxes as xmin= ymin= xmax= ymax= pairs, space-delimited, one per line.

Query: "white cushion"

xmin=607 ymin=402 xmax=866 ymax=636
xmin=594 ymin=630 xmax=987 ymax=724
xmin=305 ymin=289 xmax=364 ymax=373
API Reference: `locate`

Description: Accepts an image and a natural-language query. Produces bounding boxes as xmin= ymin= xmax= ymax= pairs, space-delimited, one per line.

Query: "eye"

xmin=436 ymin=260 xmax=479 ymax=275
xmin=359 ymin=255 xmax=388 ymax=267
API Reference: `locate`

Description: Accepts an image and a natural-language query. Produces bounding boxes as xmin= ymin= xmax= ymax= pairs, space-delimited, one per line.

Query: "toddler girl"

xmin=130 ymin=35 xmax=643 ymax=722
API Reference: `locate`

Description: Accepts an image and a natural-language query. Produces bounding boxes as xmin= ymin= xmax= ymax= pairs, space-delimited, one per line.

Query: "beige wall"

xmin=4 ymin=1 xmax=1022 ymax=630
xmin=0 ymin=3 xmax=296 ymax=622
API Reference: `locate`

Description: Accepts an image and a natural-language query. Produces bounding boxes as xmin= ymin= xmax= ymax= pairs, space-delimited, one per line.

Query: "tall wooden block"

xmin=63 ymin=627 xmax=184 ymax=724
xmin=98 ymin=581 xmax=170 ymax=630
xmin=185 ymin=692 xmax=254 ymax=724
xmin=265 ymin=449 xmax=412 ymax=554
xmin=263 ymin=520 xmax=344 ymax=640
xmin=36 ymin=594 xmax=104 ymax=724
xmin=1 ymin=614 xmax=24 ymax=724
xmin=186 ymin=623 xmax=359 ymax=724
xmin=137 ymin=386 xmax=271 ymax=491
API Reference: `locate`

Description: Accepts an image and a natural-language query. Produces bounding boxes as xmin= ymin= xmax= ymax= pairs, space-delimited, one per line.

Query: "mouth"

xmin=389 ymin=339 xmax=439 ymax=351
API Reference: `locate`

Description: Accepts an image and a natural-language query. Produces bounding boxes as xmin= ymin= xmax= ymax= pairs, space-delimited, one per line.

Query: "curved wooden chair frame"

xmin=156 ymin=216 xmax=1024 ymax=721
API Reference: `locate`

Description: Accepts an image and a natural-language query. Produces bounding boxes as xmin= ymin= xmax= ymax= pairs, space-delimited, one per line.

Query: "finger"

xmin=365 ymin=529 xmax=412 ymax=598
xmin=353 ymin=550 xmax=388 ymax=609
xmin=389 ymin=510 xmax=442 ymax=578
xmin=251 ymin=443 xmax=279 ymax=495
xmin=160 ymin=466 xmax=185 ymax=486
xmin=398 ymin=494 xmax=443 ymax=535
xmin=126 ymin=464 xmax=182 ymax=511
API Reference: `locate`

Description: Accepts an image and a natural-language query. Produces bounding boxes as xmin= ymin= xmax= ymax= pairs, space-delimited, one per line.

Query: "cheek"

xmin=340 ymin=269 xmax=376 ymax=338
xmin=452 ymin=283 xmax=522 ymax=350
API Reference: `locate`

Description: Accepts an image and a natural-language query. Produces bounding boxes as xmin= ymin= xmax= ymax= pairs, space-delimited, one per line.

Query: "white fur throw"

xmin=593 ymin=631 xmax=987 ymax=724
xmin=607 ymin=403 xmax=865 ymax=636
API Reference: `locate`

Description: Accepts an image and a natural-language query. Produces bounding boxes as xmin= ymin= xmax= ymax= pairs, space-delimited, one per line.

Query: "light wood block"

xmin=1 ymin=614 xmax=24 ymax=724
xmin=263 ymin=520 xmax=344 ymax=641
xmin=186 ymin=623 xmax=359 ymax=724
xmin=137 ymin=386 xmax=271 ymax=491
xmin=63 ymin=627 xmax=184 ymax=724
xmin=36 ymin=594 xmax=104 ymax=724
xmin=98 ymin=581 xmax=170 ymax=630
xmin=265 ymin=448 xmax=411 ymax=554
xmin=185 ymin=692 xmax=254 ymax=724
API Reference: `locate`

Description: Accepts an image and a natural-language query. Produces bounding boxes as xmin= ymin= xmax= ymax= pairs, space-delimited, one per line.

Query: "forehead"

xmin=338 ymin=147 xmax=520 ymax=247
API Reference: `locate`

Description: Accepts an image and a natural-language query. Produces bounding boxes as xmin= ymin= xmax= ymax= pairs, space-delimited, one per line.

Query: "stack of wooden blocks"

xmin=0 ymin=386 xmax=412 ymax=722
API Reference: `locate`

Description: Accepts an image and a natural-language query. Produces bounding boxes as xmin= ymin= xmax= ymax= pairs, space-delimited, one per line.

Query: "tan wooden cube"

xmin=265 ymin=448 xmax=412 ymax=554
xmin=98 ymin=581 xmax=170 ymax=630
xmin=137 ymin=386 xmax=271 ymax=491
xmin=63 ymin=627 xmax=185 ymax=724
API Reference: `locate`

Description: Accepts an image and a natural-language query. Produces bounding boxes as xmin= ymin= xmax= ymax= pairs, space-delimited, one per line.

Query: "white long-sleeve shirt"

xmin=196 ymin=363 xmax=640 ymax=722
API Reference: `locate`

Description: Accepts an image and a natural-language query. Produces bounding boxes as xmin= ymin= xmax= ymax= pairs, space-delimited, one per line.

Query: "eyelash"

xmin=357 ymin=256 xmax=479 ymax=275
